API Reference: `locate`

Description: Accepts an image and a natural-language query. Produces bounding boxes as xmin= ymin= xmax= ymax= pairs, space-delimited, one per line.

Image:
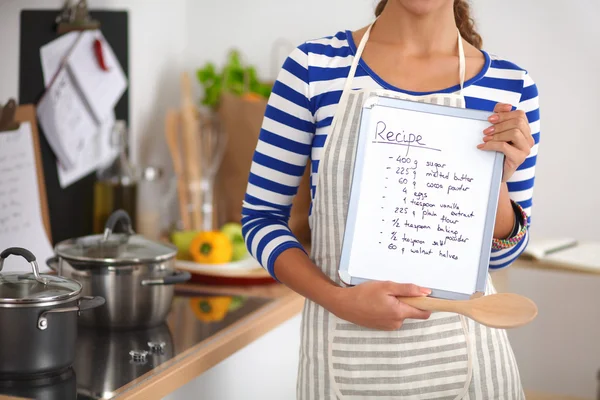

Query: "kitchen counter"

xmin=491 ymin=254 xmax=600 ymax=294
xmin=512 ymin=257 xmax=600 ymax=275
xmin=0 ymin=282 xmax=304 ymax=400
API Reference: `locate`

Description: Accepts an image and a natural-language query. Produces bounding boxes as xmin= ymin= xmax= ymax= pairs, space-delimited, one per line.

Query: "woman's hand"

xmin=329 ymin=281 xmax=432 ymax=331
xmin=478 ymin=103 xmax=534 ymax=182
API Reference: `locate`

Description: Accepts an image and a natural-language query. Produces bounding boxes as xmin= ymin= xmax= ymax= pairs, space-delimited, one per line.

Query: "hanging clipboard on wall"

xmin=338 ymin=95 xmax=504 ymax=301
xmin=0 ymin=100 xmax=54 ymax=272
xmin=19 ymin=9 xmax=129 ymax=244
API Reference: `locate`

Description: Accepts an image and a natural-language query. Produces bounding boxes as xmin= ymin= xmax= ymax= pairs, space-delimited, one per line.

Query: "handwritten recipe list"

xmin=0 ymin=123 xmax=53 ymax=272
xmin=346 ymin=104 xmax=497 ymax=295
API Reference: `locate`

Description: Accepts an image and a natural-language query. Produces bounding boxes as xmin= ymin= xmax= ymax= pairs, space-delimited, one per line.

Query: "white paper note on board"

xmin=37 ymin=67 xmax=98 ymax=170
xmin=0 ymin=123 xmax=53 ymax=272
xmin=40 ymin=30 xmax=119 ymax=188
xmin=67 ymin=30 xmax=127 ymax=123
xmin=57 ymin=111 xmax=118 ymax=188
xmin=340 ymin=98 xmax=502 ymax=297
xmin=40 ymin=31 xmax=80 ymax=87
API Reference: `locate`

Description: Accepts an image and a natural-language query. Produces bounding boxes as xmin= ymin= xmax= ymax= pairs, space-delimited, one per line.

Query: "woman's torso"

xmin=297 ymin=30 xmax=528 ymax=397
xmin=301 ymin=31 xmax=528 ymax=232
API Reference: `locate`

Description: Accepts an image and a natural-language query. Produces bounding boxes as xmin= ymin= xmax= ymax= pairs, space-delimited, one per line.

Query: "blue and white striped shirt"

xmin=242 ymin=31 xmax=540 ymax=278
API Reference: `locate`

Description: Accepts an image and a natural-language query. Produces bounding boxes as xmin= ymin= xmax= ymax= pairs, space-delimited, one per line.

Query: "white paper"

xmin=40 ymin=31 xmax=80 ymax=87
xmin=345 ymin=105 xmax=496 ymax=295
xmin=522 ymin=237 xmax=578 ymax=260
xmin=67 ymin=30 xmax=127 ymax=123
xmin=57 ymin=112 xmax=118 ymax=188
xmin=37 ymin=67 xmax=98 ymax=170
xmin=544 ymin=242 xmax=600 ymax=271
xmin=40 ymin=31 xmax=119 ymax=188
xmin=0 ymin=123 xmax=53 ymax=273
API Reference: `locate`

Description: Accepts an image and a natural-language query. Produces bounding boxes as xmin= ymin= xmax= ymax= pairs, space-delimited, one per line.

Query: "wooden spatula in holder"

xmin=398 ymin=293 xmax=538 ymax=329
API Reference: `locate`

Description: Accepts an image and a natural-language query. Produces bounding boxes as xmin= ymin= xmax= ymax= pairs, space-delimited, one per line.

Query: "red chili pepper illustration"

xmin=94 ymin=38 xmax=109 ymax=71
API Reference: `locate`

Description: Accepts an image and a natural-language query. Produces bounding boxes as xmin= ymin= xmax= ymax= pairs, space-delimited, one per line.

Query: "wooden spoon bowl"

xmin=398 ymin=293 xmax=538 ymax=329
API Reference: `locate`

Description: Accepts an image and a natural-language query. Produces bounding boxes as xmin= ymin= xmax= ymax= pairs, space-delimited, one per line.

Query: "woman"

xmin=242 ymin=0 xmax=539 ymax=398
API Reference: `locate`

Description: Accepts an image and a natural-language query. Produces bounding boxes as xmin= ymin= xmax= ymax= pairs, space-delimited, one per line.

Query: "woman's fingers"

xmin=477 ymin=140 xmax=524 ymax=165
xmin=383 ymin=281 xmax=430 ymax=297
xmin=483 ymin=117 xmax=529 ymax=138
xmin=486 ymin=107 xmax=534 ymax=148
xmin=483 ymin=129 xmax=531 ymax=153
xmin=493 ymin=102 xmax=513 ymax=113
xmin=394 ymin=301 xmax=432 ymax=320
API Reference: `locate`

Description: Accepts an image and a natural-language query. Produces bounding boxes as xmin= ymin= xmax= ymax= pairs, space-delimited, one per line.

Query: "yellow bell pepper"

xmin=189 ymin=231 xmax=232 ymax=264
xmin=189 ymin=296 xmax=233 ymax=322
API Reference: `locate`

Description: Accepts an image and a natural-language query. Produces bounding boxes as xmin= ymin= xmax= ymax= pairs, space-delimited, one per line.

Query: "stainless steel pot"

xmin=74 ymin=323 xmax=174 ymax=398
xmin=49 ymin=210 xmax=191 ymax=330
xmin=0 ymin=247 xmax=105 ymax=377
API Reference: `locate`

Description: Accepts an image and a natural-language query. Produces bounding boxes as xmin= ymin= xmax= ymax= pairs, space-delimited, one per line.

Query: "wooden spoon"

xmin=180 ymin=72 xmax=202 ymax=230
xmin=165 ymin=109 xmax=191 ymax=230
xmin=398 ymin=293 xmax=538 ymax=329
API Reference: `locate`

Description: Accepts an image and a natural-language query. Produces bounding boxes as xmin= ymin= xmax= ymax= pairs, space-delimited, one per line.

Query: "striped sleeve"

xmin=241 ymin=44 xmax=315 ymax=279
xmin=489 ymin=72 xmax=540 ymax=269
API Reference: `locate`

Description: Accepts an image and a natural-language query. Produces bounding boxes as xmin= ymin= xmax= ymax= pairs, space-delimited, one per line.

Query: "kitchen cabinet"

xmin=0 ymin=283 xmax=304 ymax=400
xmin=492 ymin=260 xmax=600 ymax=400
xmin=163 ymin=313 xmax=301 ymax=400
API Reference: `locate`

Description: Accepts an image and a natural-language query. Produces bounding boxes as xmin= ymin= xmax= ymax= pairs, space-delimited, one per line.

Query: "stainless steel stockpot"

xmin=49 ymin=209 xmax=190 ymax=330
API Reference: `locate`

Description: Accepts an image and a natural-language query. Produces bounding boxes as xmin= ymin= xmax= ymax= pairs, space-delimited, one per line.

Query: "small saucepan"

xmin=0 ymin=247 xmax=105 ymax=377
xmin=48 ymin=209 xmax=191 ymax=330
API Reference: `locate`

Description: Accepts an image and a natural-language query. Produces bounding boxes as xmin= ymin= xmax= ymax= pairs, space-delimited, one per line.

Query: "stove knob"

xmin=129 ymin=350 xmax=149 ymax=363
xmin=147 ymin=341 xmax=166 ymax=354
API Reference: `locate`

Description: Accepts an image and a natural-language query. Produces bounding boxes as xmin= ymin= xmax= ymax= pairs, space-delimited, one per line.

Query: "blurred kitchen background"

xmin=0 ymin=0 xmax=598 ymax=399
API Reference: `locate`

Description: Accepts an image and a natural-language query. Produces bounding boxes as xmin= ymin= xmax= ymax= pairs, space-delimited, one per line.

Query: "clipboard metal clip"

xmin=55 ymin=0 xmax=101 ymax=34
xmin=0 ymin=99 xmax=20 ymax=132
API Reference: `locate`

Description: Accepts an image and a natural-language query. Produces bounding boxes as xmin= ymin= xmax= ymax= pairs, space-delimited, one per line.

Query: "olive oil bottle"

xmin=93 ymin=120 xmax=137 ymax=233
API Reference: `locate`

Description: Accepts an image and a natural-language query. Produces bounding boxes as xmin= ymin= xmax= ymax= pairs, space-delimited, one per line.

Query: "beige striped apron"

xmin=297 ymin=22 xmax=525 ymax=400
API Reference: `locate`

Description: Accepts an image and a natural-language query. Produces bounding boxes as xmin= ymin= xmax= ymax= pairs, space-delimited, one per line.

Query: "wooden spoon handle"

xmin=398 ymin=296 xmax=464 ymax=314
xmin=165 ymin=110 xmax=191 ymax=231
xmin=399 ymin=293 xmax=538 ymax=329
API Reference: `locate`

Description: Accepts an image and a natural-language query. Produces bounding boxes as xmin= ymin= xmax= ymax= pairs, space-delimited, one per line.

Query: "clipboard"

xmin=20 ymin=9 xmax=129 ymax=244
xmin=338 ymin=95 xmax=504 ymax=300
xmin=0 ymin=100 xmax=52 ymax=242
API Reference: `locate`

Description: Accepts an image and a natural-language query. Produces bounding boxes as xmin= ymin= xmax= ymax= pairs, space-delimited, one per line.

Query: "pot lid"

xmin=54 ymin=209 xmax=176 ymax=266
xmin=0 ymin=248 xmax=82 ymax=305
xmin=55 ymin=233 xmax=177 ymax=265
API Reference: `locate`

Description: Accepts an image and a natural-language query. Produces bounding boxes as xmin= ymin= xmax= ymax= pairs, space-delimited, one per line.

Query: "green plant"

xmin=196 ymin=50 xmax=273 ymax=109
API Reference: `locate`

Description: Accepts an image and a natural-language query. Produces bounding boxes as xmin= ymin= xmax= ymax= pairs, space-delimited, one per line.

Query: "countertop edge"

xmin=114 ymin=291 xmax=304 ymax=400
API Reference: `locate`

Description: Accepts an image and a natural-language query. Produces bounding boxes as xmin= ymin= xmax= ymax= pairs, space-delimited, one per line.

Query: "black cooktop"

xmin=0 ymin=292 xmax=273 ymax=400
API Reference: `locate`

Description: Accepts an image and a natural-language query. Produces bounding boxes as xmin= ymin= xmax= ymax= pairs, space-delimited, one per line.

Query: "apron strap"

xmin=342 ymin=23 xmax=375 ymax=96
xmin=330 ymin=23 xmax=375 ymax=131
xmin=457 ymin=28 xmax=466 ymax=95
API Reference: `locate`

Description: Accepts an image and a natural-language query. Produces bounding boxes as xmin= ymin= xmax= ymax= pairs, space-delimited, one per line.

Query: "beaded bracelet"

xmin=492 ymin=201 xmax=529 ymax=250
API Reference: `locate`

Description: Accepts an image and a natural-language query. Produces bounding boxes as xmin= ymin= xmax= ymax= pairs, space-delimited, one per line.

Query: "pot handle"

xmin=46 ymin=256 xmax=59 ymax=272
xmin=37 ymin=296 xmax=106 ymax=331
xmin=103 ymin=209 xmax=135 ymax=241
xmin=141 ymin=270 xmax=191 ymax=286
xmin=0 ymin=247 xmax=49 ymax=285
xmin=78 ymin=295 xmax=106 ymax=312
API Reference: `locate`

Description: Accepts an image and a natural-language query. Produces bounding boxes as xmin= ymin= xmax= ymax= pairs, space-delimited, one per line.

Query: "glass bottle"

xmin=93 ymin=120 xmax=138 ymax=233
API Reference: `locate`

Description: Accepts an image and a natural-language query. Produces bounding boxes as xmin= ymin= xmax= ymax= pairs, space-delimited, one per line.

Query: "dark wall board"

xmin=19 ymin=10 xmax=129 ymax=244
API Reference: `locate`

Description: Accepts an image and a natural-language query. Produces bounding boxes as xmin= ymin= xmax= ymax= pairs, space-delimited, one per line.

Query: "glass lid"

xmin=55 ymin=234 xmax=177 ymax=265
xmin=0 ymin=248 xmax=82 ymax=305
xmin=54 ymin=209 xmax=177 ymax=265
